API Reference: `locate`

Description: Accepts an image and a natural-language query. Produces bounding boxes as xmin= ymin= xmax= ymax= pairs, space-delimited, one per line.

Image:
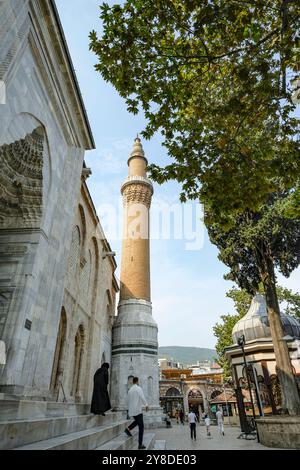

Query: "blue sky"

xmin=56 ymin=0 xmax=300 ymax=349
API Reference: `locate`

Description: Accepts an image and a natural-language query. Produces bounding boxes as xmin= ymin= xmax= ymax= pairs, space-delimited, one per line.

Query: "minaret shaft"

xmin=120 ymin=235 xmax=150 ymax=301
xmin=120 ymin=138 xmax=153 ymax=302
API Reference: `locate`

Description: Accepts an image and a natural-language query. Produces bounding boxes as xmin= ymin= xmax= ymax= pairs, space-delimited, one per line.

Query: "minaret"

xmin=111 ymin=137 xmax=160 ymax=414
xmin=120 ymin=137 xmax=152 ymax=302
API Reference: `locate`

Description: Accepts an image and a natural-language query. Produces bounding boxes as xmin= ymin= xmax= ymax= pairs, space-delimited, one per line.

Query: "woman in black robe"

xmin=91 ymin=363 xmax=111 ymax=416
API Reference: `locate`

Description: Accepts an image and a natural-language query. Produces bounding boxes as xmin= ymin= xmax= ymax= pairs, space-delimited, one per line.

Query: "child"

xmin=204 ymin=413 xmax=211 ymax=437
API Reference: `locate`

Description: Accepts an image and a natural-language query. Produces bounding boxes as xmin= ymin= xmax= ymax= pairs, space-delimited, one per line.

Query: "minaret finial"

xmin=130 ymin=135 xmax=145 ymax=159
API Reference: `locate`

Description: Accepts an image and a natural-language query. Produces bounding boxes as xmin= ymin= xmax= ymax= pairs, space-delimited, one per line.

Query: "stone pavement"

xmin=153 ymin=422 xmax=274 ymax=450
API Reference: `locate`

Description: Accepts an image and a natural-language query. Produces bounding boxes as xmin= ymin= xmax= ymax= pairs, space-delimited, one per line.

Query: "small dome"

xmin=232 ymin=293 xmax=300 ymax=343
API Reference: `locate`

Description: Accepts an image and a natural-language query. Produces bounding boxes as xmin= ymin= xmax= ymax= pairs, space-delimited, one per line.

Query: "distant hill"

xmin=158 ymin=346 xmax=217 ymax=366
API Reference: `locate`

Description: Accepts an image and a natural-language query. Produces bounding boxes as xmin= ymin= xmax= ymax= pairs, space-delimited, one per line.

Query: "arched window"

xmin=50 ymin=308 xmax=67 ymax=398
xmin=70 ymin=324 xmax=85 ymax=400
xmin=106 ymin=289 xmax=115 ymax=324
xmin=90 ymin=238 xmax=99 ymax=307
xmin=78 ymin=204 xmax=87 ymax=247
xmin=67 ymin=226 xmax=81 ymax=281
xmin=166 ymin=387 xmax=181 ymax=397
xmin=147 ymin=376 xmax=153 ymax=402
xmin=80 ymin=249 xmax=92 ymax=302
xmin=101 ymin=352 xmax=106 ymax=365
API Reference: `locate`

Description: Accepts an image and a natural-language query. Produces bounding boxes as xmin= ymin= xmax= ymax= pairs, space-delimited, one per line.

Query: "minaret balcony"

xmin=121 ymin=175 xmax=153 ymax=194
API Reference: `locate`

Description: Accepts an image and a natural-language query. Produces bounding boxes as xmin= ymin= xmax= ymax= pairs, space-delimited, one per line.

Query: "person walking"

xmin=216 ymin=406 xmax=225 ymax=437
xmin=179 ymin=409 xmax=185 ymax=425
xmin=90 ymin=363 xmax=111 ymax=416
xmin=124 ymin=377 xmax=149 ymax=450
xmin=188 ymin=409 xmax=197 ymax=441
xmin=204 ymin=413 xmax=211 ymax=437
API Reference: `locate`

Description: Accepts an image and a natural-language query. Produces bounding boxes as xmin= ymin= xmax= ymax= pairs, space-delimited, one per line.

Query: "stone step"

xmin=0 ymin=410 xmax=124 ymax=450
xmin=95 ymin=430 xmax=137 ymax=451
xmin=153 ymin=440 xmax=167 ymax=450
xmin=95 ymin=431 xmax=156 ymax=451
xmin=133 ymin=433 xmax=156 ymax=451
xmin=0 ymin=399 xmax=95 ymax=421
xmin=14 ymin=419 xmax=129 ymax=450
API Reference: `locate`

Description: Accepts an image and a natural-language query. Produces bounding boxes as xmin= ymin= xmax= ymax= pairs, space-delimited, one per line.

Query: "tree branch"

xmin=155 ymin=27 xmax=281 ymax=64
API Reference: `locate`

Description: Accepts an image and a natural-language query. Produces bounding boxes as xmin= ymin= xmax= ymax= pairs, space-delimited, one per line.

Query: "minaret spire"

xmin=128 ymin=135 xmax=147 ymax=174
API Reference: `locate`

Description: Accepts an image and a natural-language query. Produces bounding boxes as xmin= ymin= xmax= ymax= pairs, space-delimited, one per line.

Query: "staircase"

xmin=0 ymin=397 xmax=165 ymax=450
xmin=96 ymin=430 xmax=156 ymax=451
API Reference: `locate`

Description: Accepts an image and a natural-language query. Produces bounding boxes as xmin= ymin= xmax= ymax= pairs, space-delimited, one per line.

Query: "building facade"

xmin=50 ymin=172 xmax=118 ymax=403
xmin=0 ymin=0 xmax=118 ymax=404
xmin=159 ymin=368 xmax=238 ymax=422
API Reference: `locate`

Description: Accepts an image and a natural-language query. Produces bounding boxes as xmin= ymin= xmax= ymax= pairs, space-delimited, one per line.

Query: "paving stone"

xmin=152 ymin=422 xmax=281 ymax=450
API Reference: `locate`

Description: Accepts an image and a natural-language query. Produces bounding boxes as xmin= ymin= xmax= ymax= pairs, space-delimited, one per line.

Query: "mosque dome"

xmin=232 ymin=293 xmax=300 ymax=344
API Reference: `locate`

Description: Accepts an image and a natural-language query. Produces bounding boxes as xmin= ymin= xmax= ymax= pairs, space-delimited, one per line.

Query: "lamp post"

xmin=232 ymin=363 xmax=250 ymax=434
xmin=180 ymin=378 xmax=184 ymax=414
xmin=223 ymin=381 xmax=231 ymax=425
xmin=251 ymin=363 xmax=264 ymax=417
xmin=237 ymin=335 xmax=256 ymax=420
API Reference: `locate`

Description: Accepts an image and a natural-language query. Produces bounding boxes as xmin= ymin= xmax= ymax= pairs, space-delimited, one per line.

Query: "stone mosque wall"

xmin=0 ymin=0 xmax=118 ymax=403
xmin=51 ymin=177 xmax=118 ymax=403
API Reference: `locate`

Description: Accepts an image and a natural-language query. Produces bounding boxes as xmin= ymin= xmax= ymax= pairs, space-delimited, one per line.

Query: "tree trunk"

xmin=257 ymin=247 xmax=300 ymax=415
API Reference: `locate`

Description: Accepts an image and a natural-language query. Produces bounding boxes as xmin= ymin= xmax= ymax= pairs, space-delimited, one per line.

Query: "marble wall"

xmin=52 ymin=181 xmax=118 ymax=403
xmin=0 ymin=0 xmax=117 ymax=402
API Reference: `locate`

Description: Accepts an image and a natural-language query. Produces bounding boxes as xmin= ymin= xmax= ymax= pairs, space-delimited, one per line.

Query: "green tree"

xmin=90 ymin=0 xmax=300 ymax=221
xmin=207 ymin=191 xmax=300 ymax=414
xmin=214 ymin=286 xmax=300 ymax=381
xmin=214 ymin=287 xmax=252 ymax=380
xmin=277 ymin=286 xmax=300 ymax=319
xmin=90 ymin=0 xmax=300 ymax=413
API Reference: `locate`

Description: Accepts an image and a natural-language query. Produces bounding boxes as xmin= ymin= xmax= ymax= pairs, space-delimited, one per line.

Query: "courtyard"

xmin=154 ymin=422 xmax=278 ymax=451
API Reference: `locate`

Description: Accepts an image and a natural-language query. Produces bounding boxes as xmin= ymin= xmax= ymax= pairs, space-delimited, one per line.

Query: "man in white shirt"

xmin=188 ymin=409 xmax=197 ymax=441
xmin=124 ymin=377 xmax=149 ymax=449
xmin=216 ymin=406 xmax=225 ymax=436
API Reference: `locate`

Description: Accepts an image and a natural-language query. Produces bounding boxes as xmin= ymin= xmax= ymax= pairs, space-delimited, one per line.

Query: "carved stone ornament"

xmin=0 ymin=126 xmax=44 ymax=228
xmin=122 ymin=183 xmax=153 ymax=209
